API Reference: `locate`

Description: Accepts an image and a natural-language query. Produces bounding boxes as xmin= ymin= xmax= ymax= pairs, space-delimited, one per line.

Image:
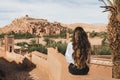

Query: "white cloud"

xmin=0 ymin=0 xmax=108 ymax=27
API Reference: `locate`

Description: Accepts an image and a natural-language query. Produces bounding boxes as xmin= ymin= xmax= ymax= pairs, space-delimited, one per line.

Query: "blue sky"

xmin=0 ymin=0 xmax=108 ymax=27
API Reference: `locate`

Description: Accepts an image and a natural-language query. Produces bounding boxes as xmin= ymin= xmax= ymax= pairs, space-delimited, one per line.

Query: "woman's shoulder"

xmin=68 ymin=41 xmax=72 ymax=44
xmin=68 ymin=42 xmax=73 ymax=46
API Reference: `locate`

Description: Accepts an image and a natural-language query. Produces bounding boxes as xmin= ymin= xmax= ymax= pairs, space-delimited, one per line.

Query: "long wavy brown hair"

xmin=72 ymin=27 xmax=91 ymax=69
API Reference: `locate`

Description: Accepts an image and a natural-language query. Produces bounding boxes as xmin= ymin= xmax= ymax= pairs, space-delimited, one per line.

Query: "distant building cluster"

xmin=0 ymin=15 xmax=68 ymax=36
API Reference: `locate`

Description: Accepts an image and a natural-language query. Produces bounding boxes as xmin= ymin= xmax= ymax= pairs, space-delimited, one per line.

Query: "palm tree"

xmin=100 ymin=0 xmax=120 ymax=79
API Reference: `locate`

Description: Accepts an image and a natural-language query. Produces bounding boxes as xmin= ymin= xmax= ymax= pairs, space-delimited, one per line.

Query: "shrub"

xmin=44 ymin=37 xmax=55 ymax=46
xmin=16 ymin=42 xmax=47 ymax=54
xmin=89 ymin=31 xmax=107 ymax=38
xmin=60 ymin=31 xmax=66 ymax=38
xmin=44 ymin=34 xmax=60 ymax=38
xmin=28 ymin=44 xmax=47 ymax=54
xmin=95 ymin=46 xmax=110 ymax=55
xmin=97 ymin=32 xmax=107 ymax=38
xmin=14 ymin=32 xmax=36 ymax=39
xmin=56 ymin=42 xmax=67 ymax=55
xmin=5 ymin=32 xmax=37 ymax=39
xmin=89 ymin=31 xmax=97 ymax=38
xmin=30 ymin=39 xmax=36 ymax=45
xmin=16 ymin=42 xmax=29 ymax=48
xmin=98 ymin=46 xmax=110 ymax=55
xmin=0 ymin=33 xmax=5 ymax=38
xmin=44 ymin=38 xmax=67 ymax=55
xmin=67 ymin=29 xmax=73 ymax=34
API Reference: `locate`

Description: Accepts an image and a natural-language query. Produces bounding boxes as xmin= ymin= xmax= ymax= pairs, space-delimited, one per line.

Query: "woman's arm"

xmin=65 ymin=42 xmax=74 ymax=64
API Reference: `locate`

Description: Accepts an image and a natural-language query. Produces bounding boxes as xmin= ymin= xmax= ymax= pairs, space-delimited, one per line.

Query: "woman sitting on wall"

xmin=65 ymin=27 xmax=91 ymax=75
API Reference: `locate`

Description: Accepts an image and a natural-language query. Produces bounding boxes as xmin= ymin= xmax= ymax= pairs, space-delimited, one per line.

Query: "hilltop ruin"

xmin=0 ymin=15 xmax=67 ymax=36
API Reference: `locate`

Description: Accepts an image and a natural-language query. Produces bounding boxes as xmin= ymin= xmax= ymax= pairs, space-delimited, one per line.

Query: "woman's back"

xmin=65 ymin=27 xmax=91 ymax=75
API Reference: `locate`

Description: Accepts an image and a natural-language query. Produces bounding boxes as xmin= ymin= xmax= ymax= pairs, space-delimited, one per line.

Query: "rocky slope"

xmin=0 ymin=15 xmax=106 ymax=36
xmin=0 ymin=15 xmax=67 ymax=36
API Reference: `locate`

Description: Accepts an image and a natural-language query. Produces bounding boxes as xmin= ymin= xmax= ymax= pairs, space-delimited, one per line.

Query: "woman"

xmin=65 ymin=27 xmax=91 ymax=75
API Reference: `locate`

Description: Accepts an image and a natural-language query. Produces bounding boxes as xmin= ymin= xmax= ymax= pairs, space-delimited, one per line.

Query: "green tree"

xmin=56 ymin=42 xmax=67 ymax=55
xmin=28 ymin=44 xmax=47 ymax=54
xmin=89 ymin=31 xmax=97 ymax=38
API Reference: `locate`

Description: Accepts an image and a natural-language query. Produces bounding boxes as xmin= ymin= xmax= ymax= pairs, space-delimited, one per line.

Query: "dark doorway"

xmin=9 ymin=46 xmax=12 ymax=52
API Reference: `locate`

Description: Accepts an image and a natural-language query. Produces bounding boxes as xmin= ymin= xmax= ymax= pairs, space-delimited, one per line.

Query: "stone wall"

xmin=30 ymin=51 xmax=48 ymax=70
xmin=47 ymin=48 xmax=63 ymax=80
xmin=1 ymin=47 xmax=113 ymax=80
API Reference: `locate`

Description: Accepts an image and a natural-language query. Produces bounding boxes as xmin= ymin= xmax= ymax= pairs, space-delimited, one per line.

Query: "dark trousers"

xmin=68 ymin=63 xmax=89 ymax=75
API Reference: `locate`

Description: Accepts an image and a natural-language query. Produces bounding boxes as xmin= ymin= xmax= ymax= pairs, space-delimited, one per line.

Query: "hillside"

xmin=62 ymin=23 xmax=106 ymax=32
xmin=0 ymin=15 xmax=106 ymax=36
xmin=0 ymin=15 xmax=67 ymax=36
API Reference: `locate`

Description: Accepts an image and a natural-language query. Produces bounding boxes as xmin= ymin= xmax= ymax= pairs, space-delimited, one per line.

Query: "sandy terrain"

xmin=0 ymin=20 xmax=109 ymax=80
xmin=14 ymin=36 xmax=103 ymax=46
xmin=62 ymin=23 xmax=106 ymax=32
